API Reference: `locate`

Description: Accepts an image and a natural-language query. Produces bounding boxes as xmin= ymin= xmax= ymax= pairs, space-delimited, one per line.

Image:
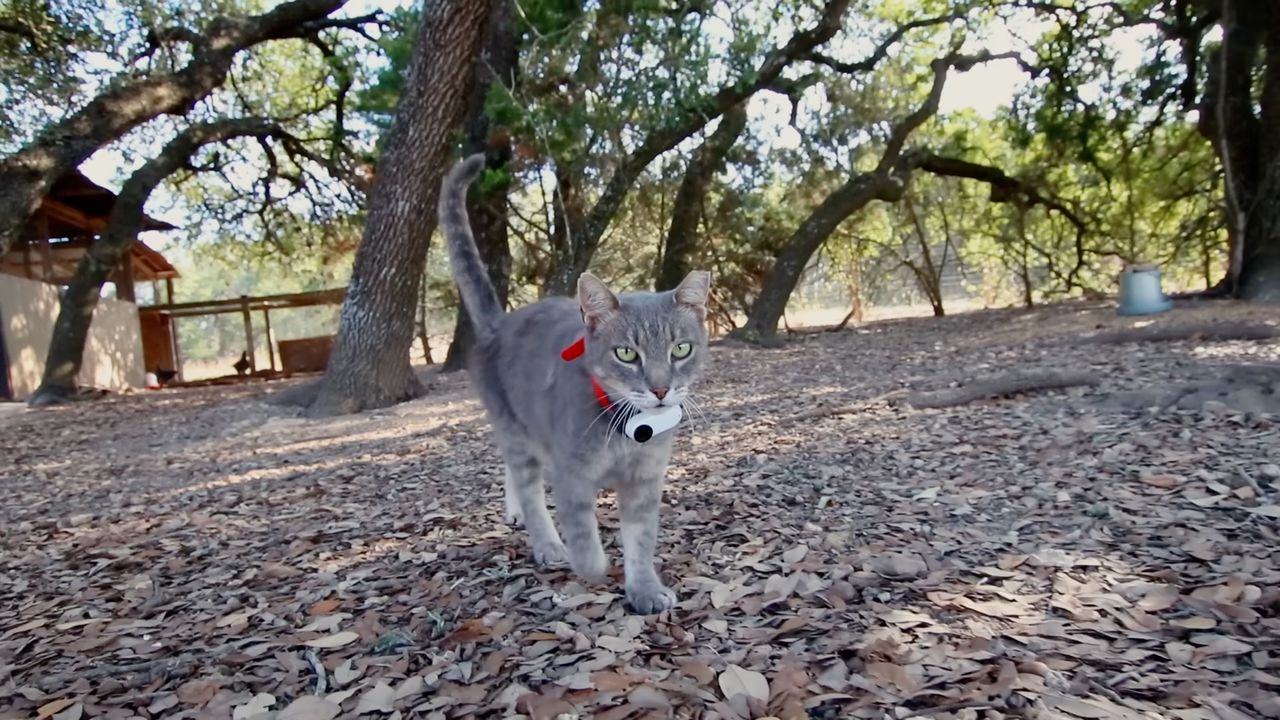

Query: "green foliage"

xmin=2 ymin=0 xmax=1236 ymax=335
xmin=0 ymin=0 xmax=103 ymax=144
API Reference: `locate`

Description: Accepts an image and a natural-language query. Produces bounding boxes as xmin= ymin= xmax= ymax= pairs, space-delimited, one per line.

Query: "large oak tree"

xmin=306 ymin=0 xmax=494 ymax=417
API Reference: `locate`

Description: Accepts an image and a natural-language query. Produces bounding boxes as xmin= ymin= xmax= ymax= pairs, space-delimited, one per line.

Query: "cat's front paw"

xmin=568 ymin=544 xmax=609 ymax=582
xmin=504 ymin=504 xmax=524 ymax=527
xmin=625 ymin=579 xmax=677 ymax=614
xmin=531 ymin=538 xmax=568 ymax=566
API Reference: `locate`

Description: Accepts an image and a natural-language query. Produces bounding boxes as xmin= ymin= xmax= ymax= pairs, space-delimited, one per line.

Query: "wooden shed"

xmin=0 ymin=170 xmax=178 ymax=399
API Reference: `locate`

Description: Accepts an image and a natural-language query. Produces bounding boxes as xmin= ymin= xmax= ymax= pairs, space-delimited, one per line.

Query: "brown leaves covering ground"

xmin=2 ymin=299 xmax=1279 ymax=720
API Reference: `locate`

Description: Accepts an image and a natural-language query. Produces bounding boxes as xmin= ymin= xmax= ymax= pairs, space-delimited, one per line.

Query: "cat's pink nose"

xmin=651 ymin=387 xmax=669 ymax=400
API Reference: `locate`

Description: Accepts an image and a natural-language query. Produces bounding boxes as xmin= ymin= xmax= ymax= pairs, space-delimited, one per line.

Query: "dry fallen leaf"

xmin=681 ymin=661 xmax=716 ymax=685
xmin=395 ymin=676 xmax=425 ymax=701
xmin=627 ymin=685 xmax=671 ymax=709
xmin=596 ymin=635 xmax=643 ymax=653
xmin=232 ymin=693 xmax=275 ymax=720
xmin=175 ymin=679 xmax=220 ymax=707
xmin=354 ymin=681 xmax=396 ymax=715
xmin=309 ymin=598 xmax=341 ymax=615
xmin=278 ymin=696 xmax=341 ymax=720
xmin=1138 ymin=584 xmax=1181 ymax=612
xmin=1166 ymin=641 xmax=1195 ymax=664
xmin=719 ymin=664 xmax=770 ymax=702
xmin=303 ymin=631 xmax=359 ymax=648
xmin=443 ymin=617 xmax=491 ymax=646
xmin=216 ymin=609 xmax=257 ymax=628
xmin=781 ymin=545 xmax=808 ymax=564
xmin=1171 ymin=616 xmax=1217 ymax=630
xmin=37 ymin=699 xmax=77 ymax=719
xmin=591 ymin=671 xmax=638 ymax=693
xmin=870 ymin=553 xmax=927 ymax=579
xmin=1139 ymin=473 xmax=1181 ymax=489
xmin=334 ymin=658 xmax=363 ymax=686
xmin=50 ymin=703 xmax=82 ymax=720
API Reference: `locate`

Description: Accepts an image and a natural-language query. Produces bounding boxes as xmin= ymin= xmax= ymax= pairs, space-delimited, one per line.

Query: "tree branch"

xmin=0 ymin=0 xmax=356 ymax=255
xmin=803 ymin=12 xmax=965 ymax=75
xmin=543 ymin=0 xmax=853 ymax=295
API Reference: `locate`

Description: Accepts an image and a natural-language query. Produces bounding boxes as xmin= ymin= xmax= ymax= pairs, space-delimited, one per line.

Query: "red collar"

xmin=561 ymin=336 xmax=612 ymax=410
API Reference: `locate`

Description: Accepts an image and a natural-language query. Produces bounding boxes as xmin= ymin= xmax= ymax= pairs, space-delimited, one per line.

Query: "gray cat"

xmin=438 ymin=154 xmax=710 ymax=614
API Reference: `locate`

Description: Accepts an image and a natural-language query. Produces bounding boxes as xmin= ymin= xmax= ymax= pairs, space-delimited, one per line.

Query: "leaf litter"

xmin=1 ymin=299 xmax=1279 ymax=719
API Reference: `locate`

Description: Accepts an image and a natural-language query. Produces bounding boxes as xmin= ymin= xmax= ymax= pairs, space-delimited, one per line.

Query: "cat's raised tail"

xmin=439 ymin=153 xmax=503 ymax=331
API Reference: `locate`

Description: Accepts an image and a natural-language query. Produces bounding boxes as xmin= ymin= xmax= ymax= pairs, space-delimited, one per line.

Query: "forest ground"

xmin=2 ymin=299 xmax=1278 ymax=720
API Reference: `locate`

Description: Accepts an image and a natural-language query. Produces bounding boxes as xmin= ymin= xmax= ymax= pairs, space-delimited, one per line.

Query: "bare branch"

xmin=803 ymin=12 xmax=964 ymax=75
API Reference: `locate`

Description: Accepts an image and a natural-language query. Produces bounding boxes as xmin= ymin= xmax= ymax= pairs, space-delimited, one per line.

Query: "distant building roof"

xmin=21 ymin=169 xmax=177 ymax=240
xmin=1 ymin=169 xmax=180 ymax=284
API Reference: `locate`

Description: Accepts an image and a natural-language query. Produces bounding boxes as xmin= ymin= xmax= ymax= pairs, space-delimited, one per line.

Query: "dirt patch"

xmin=2 ymin=300 xmax=1278 ymax=719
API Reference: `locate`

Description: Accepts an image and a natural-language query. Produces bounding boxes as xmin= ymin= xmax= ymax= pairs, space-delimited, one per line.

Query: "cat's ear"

xmin=577 ymin=272 xmax=620 ymax=327
xmin=674 ymin=270 xmax=712 ymax=319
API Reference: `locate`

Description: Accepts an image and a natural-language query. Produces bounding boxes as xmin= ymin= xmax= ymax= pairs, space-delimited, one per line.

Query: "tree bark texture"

xmin=444 ymin=0 xmax=517 ymax=373
xmin=1194 ymin=1 xmax=1280 ymax=301
xmin=308 ymin=0 xmax=492 ymax=417
xmin=655 ymin=102 xmax=748 ymax=292
xmin=0 ymin=0 xmax=347 ymax=256
xmin=1234 ymin=4 xmax=1280 ymax=301
xmin=29 ymin=119 xmax=282 ymax=406
xmin=539 ymin=0 xmax=851 ymax=296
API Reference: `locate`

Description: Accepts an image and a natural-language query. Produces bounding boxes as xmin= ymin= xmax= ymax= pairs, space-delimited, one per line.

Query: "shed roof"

xmin=22 ymin=170 xmax=177 ymax=240
xmin=1 ymin=169 xmax=180 ymax=284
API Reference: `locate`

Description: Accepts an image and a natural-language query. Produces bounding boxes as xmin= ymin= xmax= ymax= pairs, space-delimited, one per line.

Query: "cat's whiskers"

xmin=678 ymin=395 xmax=707 ymax=441
xmin=683 ymin=394 xmax=709 ymax=425
xmin=603 ymin=399 xmax=634 ymax=450
xmin=581 ymin=395 xmax=628 ymax=438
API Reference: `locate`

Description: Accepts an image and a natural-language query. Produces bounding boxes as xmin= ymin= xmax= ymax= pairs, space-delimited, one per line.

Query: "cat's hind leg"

xmin=500 ymin=446 xmax=567 ymax=566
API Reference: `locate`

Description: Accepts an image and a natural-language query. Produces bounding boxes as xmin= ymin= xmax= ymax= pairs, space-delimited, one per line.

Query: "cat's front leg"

xmin=552 ymin=479 xmax=608 ymax=581
xmin=617 ymin=475 xmax=676 ymax=614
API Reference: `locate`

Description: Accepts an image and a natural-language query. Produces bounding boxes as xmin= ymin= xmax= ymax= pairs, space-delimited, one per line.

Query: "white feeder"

xmin=1117 ymin=263 xmax=1172 ymax=316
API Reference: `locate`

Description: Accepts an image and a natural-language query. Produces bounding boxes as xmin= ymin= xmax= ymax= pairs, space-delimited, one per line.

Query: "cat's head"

xmin=578 ymin=270 xmax=711 ymax=410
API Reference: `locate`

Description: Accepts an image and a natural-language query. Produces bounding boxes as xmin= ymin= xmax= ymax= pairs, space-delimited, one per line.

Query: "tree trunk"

xmin=1234 ymin=7 xmax=1280 ymax=302
xmin=656 ymin=102 xmax=748 ymax=291
xmin=307 ymin=0 xmax=492 ymax=417
xmin=542 ymin=162 xmax=590 ymax=297
xmin=0 ymin=0 xmax=347 ymax=255
xmin=735 ymin=56 xmax=970 ymax=342
xmin=443 ymin=0 xmax=517 ymax=373
xmin=736 ymin=173 xmax=905 ymax=342
xmin=905 ymin=195 xmax=945 ymax=316
xmin=1196 ymin=0 xmax=1280 ymax=299
xmin=28 ymin=118 xmax=283 ymax=406
xmin=417 ymin=275 xmax=434 ymax=364
xmin=540 ymin=0 xmax=852 ymax=296
xmin=729 ymin=52 xmax=1021 ymax=343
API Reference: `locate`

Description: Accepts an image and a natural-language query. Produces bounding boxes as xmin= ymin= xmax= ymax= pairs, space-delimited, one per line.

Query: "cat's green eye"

xmin=671 ymin=342 xmax=693 ymax=359
xmin=614 ymin=346 xmax=639 ymax=363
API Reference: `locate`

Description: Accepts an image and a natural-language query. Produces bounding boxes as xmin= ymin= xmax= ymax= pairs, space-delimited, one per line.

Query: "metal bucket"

xmin=1118 ymin=264 xmax=1173 ymax=316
